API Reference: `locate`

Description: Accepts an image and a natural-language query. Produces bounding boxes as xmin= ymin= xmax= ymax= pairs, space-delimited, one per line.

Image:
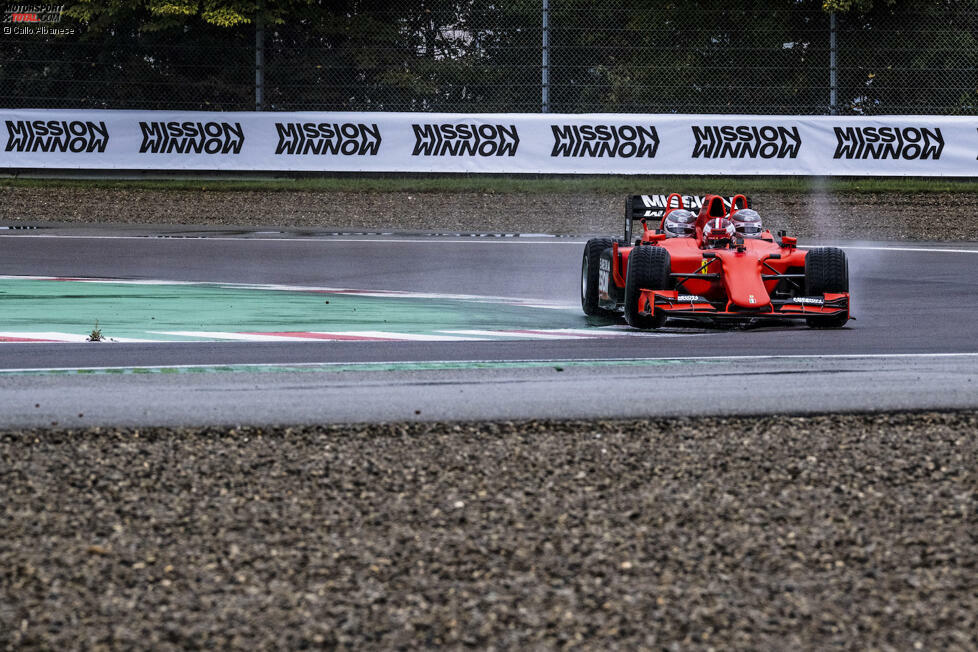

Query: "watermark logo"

xmin=551 ymin=124 xmax=658 ymax=158
xmin=833 ymin=126 xmax=943 ymax=160
xmin=692 ymin=125 xmax=801 ymax=159
xmin=274 ymin=122 xmax=381 ymax=156
xmin=4 ymin=4 xmax=64 ymax=23
xmin=3 ymin=4 xmax=75 ymax=35
xmin=412 ymin=123 xmax=519 ymax=157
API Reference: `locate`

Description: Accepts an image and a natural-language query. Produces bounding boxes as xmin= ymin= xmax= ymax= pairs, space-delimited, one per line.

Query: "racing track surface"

xmin=0 ymin=226 xmax=976 ymax=427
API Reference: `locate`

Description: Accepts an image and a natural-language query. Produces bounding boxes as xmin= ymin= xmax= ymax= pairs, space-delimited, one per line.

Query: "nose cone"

xmin=718 ymin=252 xmax=771 ymax=308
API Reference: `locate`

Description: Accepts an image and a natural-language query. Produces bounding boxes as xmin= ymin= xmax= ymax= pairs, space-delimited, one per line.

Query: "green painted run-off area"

xmin=0 ymin=278 xmax=590 ymax=341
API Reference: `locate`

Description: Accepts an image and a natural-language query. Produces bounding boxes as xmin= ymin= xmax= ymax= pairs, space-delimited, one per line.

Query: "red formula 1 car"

xmin=581 ymin=193 xmax=850 ymax=329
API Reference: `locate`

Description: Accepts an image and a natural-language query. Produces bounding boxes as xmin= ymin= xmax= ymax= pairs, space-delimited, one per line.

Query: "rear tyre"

xmin=581 ymin=238 xmax=615 ymax=316
xmin=804 ymin=247 xmax=849 ymax=328
xmin=624 ymin=245 xmax=671 ymax=329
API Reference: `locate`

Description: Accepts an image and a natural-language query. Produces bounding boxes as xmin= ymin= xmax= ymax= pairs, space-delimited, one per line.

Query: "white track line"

xmin=441 ymin=329 xmax=585 ymax=340
xmin=0 ymin=275 xmax=579 ymax=309
xmin=0 ymin=332 xmax=155 ymax=343
xmin=439 ymin=329 xmax=689 ymax=340
xmin=3 ymin=233 xmax=978 ymax=254
xmin=0 ymin=327 xmax=689 ymax=344
xmin=152 ymin=331 xmax=488 ymax=342
xmin=528 ymin=328 xmax=636 ymax=337
xmin=150 ymin=331 xmax=317 ymax=342
xmin=512 ymin=327 xmax=696 ymax=338
xmin=2 ymin=352 xmax=977 ymax=374
xmin=833 ymin=245 xmax=978 ymax=254
xmin=307 ymin=331 xmax=484 ymax=342
xmin=0 ymin=234 xmax=586 ymax=245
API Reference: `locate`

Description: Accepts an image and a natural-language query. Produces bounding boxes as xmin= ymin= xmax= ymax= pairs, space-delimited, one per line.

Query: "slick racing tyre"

xmin=804 ymin=247 xmax=849 ymax=328
xmin=581 ymin=238 xmax=616 ymax=317
xmin=623 ymin=245 xmax=670 ymax=329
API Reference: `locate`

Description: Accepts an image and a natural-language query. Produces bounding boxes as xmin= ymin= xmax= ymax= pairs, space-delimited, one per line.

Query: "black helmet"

xmin=731 ymin=208 xmax=763 ymax=238
xmin=663 ymin=209 xmax=696 ymax=238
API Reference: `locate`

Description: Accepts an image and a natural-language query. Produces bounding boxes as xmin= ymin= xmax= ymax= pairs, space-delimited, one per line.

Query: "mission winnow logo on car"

xmin=274 ymin=122 xmax=381 ymax=156
xmin=550 ymin=124 xmax=659 ymax=158
xmin=634 ymin=194 xmax=746 ymax=218
xmin=833 ymin=126 xmax=943 ymax=160
xmin=139 ymin=121 xmax=245 ymax=154
xmin=412 ymin=123 xmax=519 ymax=156
xmin=692 ymin=125 xmax=801 ymax=159
xmin=4 ymin=119 xmax=109 ymax=153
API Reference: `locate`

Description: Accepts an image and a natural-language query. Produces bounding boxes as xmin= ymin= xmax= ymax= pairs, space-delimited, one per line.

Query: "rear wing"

xmin=624 ymin=194 xmax=752 ymax=242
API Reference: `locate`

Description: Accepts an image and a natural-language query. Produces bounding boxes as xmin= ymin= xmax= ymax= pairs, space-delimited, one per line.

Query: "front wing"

xmin=642 ymin=290 xmax=849 ymax=321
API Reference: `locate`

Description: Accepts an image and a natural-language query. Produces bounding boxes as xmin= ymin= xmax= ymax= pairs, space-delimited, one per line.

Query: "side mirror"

xmin=781 ymin=236 xmax=797 ymax=248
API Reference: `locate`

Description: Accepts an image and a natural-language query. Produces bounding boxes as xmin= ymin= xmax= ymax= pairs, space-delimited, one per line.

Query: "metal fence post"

xmin=542 ymin=0 xmax=549 ymax=113
xmin=829 ymin=11 xmax=837 ymax=115
xmin=255 ymin=0 xmax=265 ymax=111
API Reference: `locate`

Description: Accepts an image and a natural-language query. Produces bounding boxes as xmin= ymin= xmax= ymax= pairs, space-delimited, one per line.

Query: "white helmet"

xmin=663 ymin=209 xmax=696 ymax=237
xmin=731 ymin=208 xmax=763 ymax=238
xmin=702 ymin=217 xmax=736 ymax=248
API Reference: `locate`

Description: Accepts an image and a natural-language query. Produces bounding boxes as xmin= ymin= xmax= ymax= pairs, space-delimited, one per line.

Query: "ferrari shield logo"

xmin=748 ymin=294 xmax=756 ymax=304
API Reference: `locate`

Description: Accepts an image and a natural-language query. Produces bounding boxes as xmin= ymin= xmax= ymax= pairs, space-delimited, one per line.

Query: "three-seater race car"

xmin=581 ymin=193 xmax=850 ymax=329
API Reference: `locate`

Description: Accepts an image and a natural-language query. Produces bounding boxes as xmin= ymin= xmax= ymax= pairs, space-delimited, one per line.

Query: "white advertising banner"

xmin=1 ymin=108 xmax=977 ymax=176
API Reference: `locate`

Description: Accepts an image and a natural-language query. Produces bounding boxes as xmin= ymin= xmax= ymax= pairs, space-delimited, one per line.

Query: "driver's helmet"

xmin=663 ymin=209 xmax=696 ymax=237
xmin=702 ymin=217 xmax=736 ymax=248
xmin=730 ymin=208 xmax=763 ymax=238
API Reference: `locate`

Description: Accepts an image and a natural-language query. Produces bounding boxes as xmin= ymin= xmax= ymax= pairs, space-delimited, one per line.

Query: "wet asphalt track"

xmin=0 ymin=227 xmax=976 ymax=427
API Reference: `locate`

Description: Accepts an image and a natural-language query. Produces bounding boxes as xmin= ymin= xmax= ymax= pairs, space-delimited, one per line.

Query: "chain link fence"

xmin=1 ymin=2 xmax=975 ymax=115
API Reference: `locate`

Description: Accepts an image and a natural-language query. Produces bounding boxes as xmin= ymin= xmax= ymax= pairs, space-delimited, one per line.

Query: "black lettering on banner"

xmin=412 ymin=123 xmax=519 ymax=157
xmin=274 ymin=122 xmax=381 ymax=156
xmin=138 ymin=121 xmax=245 ymax=155
xmin=691 ymin=125 xmax=801 ymax=159
xmin=4 ymin=120 xmax=109 ymax=153
xmin=550 ymin=124 xmax=659 ymax=158
xmin=833 ymin=126 xmax=943 ymax=160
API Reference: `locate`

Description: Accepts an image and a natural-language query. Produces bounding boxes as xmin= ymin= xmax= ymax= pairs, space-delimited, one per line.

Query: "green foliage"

xmin=822 ymin=0 xmax=875 ymax=12
xmin=64 ymin=0 xmax=310 ymax=31
xmin=822 ymin=0 xmax=906 ymax=13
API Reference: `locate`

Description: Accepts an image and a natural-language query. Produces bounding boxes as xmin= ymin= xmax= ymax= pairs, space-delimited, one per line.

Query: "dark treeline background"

xmin=1 ymin=0 xmax=975 ymax=114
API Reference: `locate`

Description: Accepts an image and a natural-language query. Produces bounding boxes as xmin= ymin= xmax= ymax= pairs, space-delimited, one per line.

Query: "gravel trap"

xmin=2 ymin=411 xmax=976 ymax=649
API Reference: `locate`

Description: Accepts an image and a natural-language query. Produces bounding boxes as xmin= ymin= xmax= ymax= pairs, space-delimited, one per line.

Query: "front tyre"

xmin=624 ymin=245 xmax=671 ymax=329
xmin=581 ymin=238 xmax=615 ymax=316
xmin=804 ymin=247 xmax=849 ymax=328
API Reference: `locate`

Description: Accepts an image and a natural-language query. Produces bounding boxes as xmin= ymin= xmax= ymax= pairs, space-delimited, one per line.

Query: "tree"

xmin=65 ymin=1 xmax=292 ymax=31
